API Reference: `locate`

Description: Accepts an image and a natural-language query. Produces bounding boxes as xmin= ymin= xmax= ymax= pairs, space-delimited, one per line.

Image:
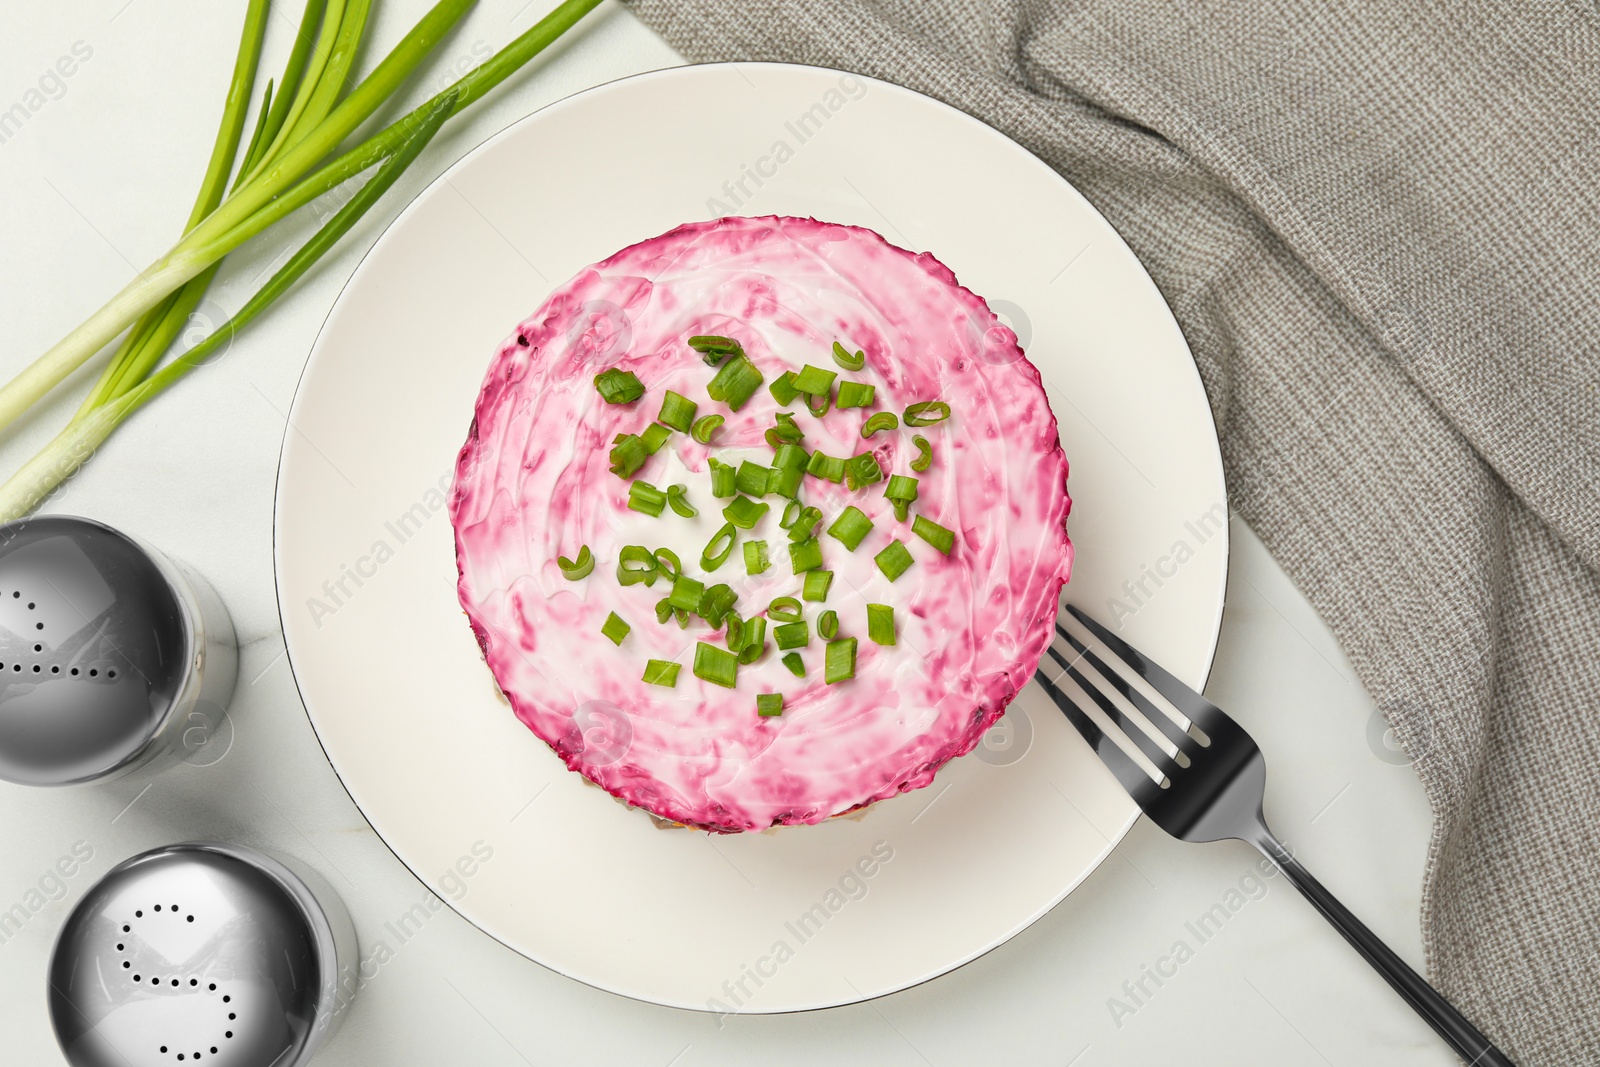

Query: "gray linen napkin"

xmin=627 ymin=1 xmax=1600 ymax=1061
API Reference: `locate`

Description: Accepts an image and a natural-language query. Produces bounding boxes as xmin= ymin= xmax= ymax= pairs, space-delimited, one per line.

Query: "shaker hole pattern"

xmin=117 ymin=904 xmax=239 ymax=1060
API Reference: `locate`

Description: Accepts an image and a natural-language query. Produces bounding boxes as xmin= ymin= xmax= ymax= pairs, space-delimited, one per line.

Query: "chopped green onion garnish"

xmin=658 ymin=390 xmax=697 ymax=432
xmin=803 ymin=570 xmax=834 ymax=602
xmin=707 ymin=353 xmax=765 ymax=411
xmin=699 ymin=583 xmax=737 ymax=627
xmin=904 ymin=401 xmax=951 ymax=426
xmin=655 ymin=597 xmax=674 ymax=625
xmin=912 ymin=514 xmax=956 ymax=555
xmin=807 ymin=450 xmax=846 ymax=483
xmin=884 ymin=474 xmax=920 ymax=502
xmin=694 ymin=642 xmax=739 ymax=688
xmin=641 ymin=422 xmax=672 ymax=454
xmin=773 ymin=621 xmax=809 ymax=650
xmin=628 ymin=479 xmax=668 ymax=516
xmin=618 ymin=545 xmax=658 ymax=586
xmin=772 ymin=441 xmax=808 ymax=471
xmin=780 ymin=499 xmax=803 ymax=529
xmin=827 ymin=506 xmax=874 ymax=551
xmin=709 ymin=458 xmax=737 ymax=498
xmin=601 ymin=612 xmax=630 ymax=646
xmin=768 ymin=597 xmax=804 ymax=622
xmin=744 ymin=539 xmax=770 ymax=575
xmin=769 ymin=371 xmax=801 ymax=406
xmin=765 ymin=413 xmax=805 ymax=447
xmin=669 ymin=574 xmax=705 ymax=613
xmin=787 ymin=506 xmax=823 ymax=542
xmin=674 ymin=608 xmax=692 ymax=629
xmin=770 ymin=465 xmax=805 ymax=498
xmin=724 ymin=613 xmax=745 ymax=651
xmin=688 ymin=334 xmax=742 ymax=366
xmin=643 ymin=659 xmax=681 ymax=687
xmin=736 ymin=461 xmax=772 ymax=497
xmin=738 ymin=617 xmax=767 ymax=664
xmin=667 ymin=484 xmax=698 ymax=518
xmin=594 ymin=367 xmax=644 ymax=404
xmin=824 ymin=637 xmax=857 ymax=684
xmin=805 ymin=391 xmax=832 ymax=418
xmin=654 ymin=548 xmax=682 ymax=579
xmin=836 ymin=380 xmax=876 ymax=409
xmin=875 ymin=539 xmax=915 ymax=581
xmin=789 ymin=537 xmax=824 ymax=574
xmin=867 ymin=603 xmax=895 ymax=646
xmin=831 ymin=341 xmax=866 ymax=371
xmin=557 ymin=545 xmax=593 ymax=580
xmin=819 ymin=609 xmax=840 ymax=640
xmin=609 ymin=434 xmax=649 ymax=478
xmin=845 ymin=452 xmax=884 ymax=490
xmin=690 ymin=413 xmax=725 ymax=444
xmin=793 ymin=364 xmax=837 ymax=396
xmin=723 ymin=495 xmax=770 ymax=529
xmin=701 ymin=521 xmax=737 ymax=571
xmin=757 ymin=693 xmax=785 ymax=717
xmin=861 ymin=412 xmax=898 ymax=437
xmin=910 ymin=434 xmax=933 ymax=472
xmin=892 ymin=500 xmax=912 ymax=522
xmin=782 ymin=652 xmax=805 ymax=677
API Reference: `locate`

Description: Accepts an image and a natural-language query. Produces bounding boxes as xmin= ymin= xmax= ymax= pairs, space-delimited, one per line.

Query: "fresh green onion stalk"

xmin=0 ymin=0 xmax=604 ymax=521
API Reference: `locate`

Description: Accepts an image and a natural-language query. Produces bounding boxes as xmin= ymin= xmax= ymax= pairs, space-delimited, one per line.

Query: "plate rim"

xmin=272 ymin=59 xmax=1230 ymax=1014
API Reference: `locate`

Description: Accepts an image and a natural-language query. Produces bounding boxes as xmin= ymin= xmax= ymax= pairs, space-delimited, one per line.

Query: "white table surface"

xmin=0 ymin=3 xmax=1452 ymax=1064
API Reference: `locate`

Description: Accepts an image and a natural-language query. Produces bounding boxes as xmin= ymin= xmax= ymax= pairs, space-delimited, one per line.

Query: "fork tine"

xmin=1065 ymin=604 xmax=1229 ymax=733
xmin=1056 ymin=622 xmax=1198 ymax=755
xmin=1043 ymin=634 xmax=1180 ymax=775
xmin=1033 ymin=657 xmax=1161 ymax=803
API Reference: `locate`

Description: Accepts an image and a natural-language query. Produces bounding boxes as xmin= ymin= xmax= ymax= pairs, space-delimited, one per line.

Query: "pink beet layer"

xmin=450 ymin=216 xmax=1072 ymax=833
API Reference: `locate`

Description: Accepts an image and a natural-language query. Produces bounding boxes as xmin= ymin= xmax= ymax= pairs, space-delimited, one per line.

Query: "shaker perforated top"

xmin=0 ymin=516 xmax=189 ymax=785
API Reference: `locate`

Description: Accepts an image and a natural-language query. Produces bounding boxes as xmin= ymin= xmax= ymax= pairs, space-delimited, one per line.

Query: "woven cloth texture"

xmin=627 ymin=1 xmax=1600 ymax=1061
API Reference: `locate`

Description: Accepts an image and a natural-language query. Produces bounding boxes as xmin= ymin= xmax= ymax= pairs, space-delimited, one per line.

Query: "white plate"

xmin=274 ymin=62 xmax=1228 ymax=1014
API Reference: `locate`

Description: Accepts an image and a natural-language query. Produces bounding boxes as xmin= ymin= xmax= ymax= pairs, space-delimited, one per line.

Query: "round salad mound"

xmin=450 ymin=215 xmax=1072 ymax=833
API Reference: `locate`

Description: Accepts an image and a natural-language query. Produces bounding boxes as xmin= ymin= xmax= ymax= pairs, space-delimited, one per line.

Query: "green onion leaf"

xmin=831 ymin=341 xmax=866 ymax=371
xmin=655 ymin=597 xmax=673 ymax=625
xmin=904 ymin=401 xmax=951 ymax=426
xmin=912 ymin=514 xmax=956 ymax=555
xmin=789 ymin=537 xmax=824 ymax=574
xmin=910 ymin=434 xmax=933 ymax=472
xmin=658 ymin=390 xmax=697 ymax=432
xmin=756 ymin=693 xmax=785 ymax=717
xmin=769 ymin=371 xmax=801 ymax=406
xmin=707 ymin=353 xmax=765 ymax=411
xmin=669 ymin=574 xmax=705 ymax=613
xmin=782 ymin=652 xmax=806 ymax=677
xmin=666 ymin=484 xmax=697 ymax=518
xmin=724 ymin=612 xmax=745 ymax=651
xmin=688 ymin=334 xmax=742 ymax=367
xmin=772 ymin=441 xmax=809 ymax=471
xmin=640 ymin=422 xmax=672 ymax=454
xmin=773 ymin=621 xmax=809 ymax=650
xmin=824 ymin=637 xmax=858 ymax=684
xmin=709 ymin=458 xmax=737 ymax=498
xmin=744 ymin=539 xmax=770 ymax=575
xmin=803 ymin=570 xmax=833 ymax=602
xmin=556 ymin=545 xmax=593 ymax=580
xmin=628 ymin=479 xmax=668 ymax=517
xmin=769 ymin=464 xmax=805 ymax=499
xmin=765 ymin=413 xmax=805 ymax=448
xmin=768 ymin=597 xmax=804 ymax=622
xmin=699 ymin=583 xmax=737 ymax=628
xmin=618 ymin=545 xmax=658 ymax=587
xmin=875 ymin=539 xmax=915 ymax=581
xmin=675 ymin=607 xmax=692 ymax=629
xmin=608 ymin=434 xmax=649 ymax=478
xmin=819 ymin=609 xmax=840 ymax=640
xmin=867 ymin=603 xmax=895 ymax=646
xmin=787 ymin=505 xmax=823 ymax=542
xmin=701 ymin=521 xmax=738 ymax=571
xmin=736 ymin=461 xmax=772 ymax=497
xmin=594 ymin=367 xmax=644 ymax=404
xmin=779 ymin=499 xmax=803 ymax=530
xmin=805 ymin=390 xmax=832 ymax=418
xmin=643 ymin=659 xmax=681 ymax=687
xmin=690 ymin=413 xmax=725 ymax=444
xmin=694 ymin=642 xmax=739 ymax=688
xmin=738 ymin=616 xmax=767 ymax=664
xmin=892 ymin=499 xmax=912 ymax=522
xmin=861 ymin=412 xmax=898 ymax=438
xmin=884 ymin=474 xmax=920 ymax=502
xmin=793 ymin=364 xmax=837 ymax=396
xmin=845 ymin=452 xmax=884 ymax=490
xmin=836 ymin=380 xmax=876 ymax=409
xmin=806 ymin=450 xmax=846 ymax=483
xmin=827 ymin=506 xmax=874 ymax=551
xmin=601 ymin=611 xmax=630 ymax=646
xmin=723 ymin=495 xmax=770 ymax=530
xmin=654 ymin=547 xmax=682 ymax=580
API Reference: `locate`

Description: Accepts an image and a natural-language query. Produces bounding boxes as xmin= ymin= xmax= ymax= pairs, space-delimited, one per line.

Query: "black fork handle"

xmin=1248 ymin=829 xmax=1515 ymax=1066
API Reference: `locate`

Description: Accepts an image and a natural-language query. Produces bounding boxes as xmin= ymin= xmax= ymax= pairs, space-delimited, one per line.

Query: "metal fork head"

xmin=1035 ymin=604 xmax=1269 ymax=844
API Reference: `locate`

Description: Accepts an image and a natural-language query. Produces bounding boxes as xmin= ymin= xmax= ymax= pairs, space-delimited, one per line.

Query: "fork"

xmin=1038 ymin=604 xmax=1515 ymax=1067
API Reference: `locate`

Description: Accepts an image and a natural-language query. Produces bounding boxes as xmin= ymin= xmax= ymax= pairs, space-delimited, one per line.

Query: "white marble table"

xmin=0 ymin=3 xmax=1451 ymax=1063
